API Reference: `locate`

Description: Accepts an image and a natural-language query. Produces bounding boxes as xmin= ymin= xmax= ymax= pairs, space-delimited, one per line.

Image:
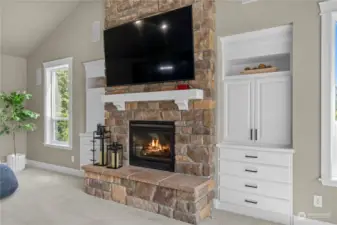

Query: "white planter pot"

xmin=7 ymin=154 xmax=26 ymax=172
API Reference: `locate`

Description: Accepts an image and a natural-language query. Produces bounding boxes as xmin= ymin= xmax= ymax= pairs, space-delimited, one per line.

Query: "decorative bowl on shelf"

xmin=240 ymin=64 xmax=278 ymax=75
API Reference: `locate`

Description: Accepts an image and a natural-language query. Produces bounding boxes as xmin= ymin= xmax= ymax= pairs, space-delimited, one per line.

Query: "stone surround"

xmin=104 ymin=0 xmax=216 ymax=177
xmin=83 ymin=165 xmax=215 ymax=224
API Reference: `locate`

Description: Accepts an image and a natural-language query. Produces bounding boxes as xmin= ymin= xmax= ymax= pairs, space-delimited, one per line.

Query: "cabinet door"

xmin=222 ymin=78 xmax=254 ymax=144
xmin=86 ymin=89 xmax=105 ymax=132
xmin=254 ymin=75 xmax=291 ymax=146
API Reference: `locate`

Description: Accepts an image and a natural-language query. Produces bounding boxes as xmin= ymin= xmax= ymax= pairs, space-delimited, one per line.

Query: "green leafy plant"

xmin=0 ymin=91 xmax=39 ymax=156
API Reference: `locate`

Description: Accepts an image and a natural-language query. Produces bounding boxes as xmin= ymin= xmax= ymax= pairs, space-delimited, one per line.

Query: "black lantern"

xmin=91 ymin=124 xmax=111 ymax=166
xmin=106 ymin=142 xmax=123 ymax=169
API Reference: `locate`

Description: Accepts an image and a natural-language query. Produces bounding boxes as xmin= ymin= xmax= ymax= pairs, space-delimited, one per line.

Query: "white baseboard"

xmin=214 ymin=199 xmax=291 ymax=224
xmin=293 ymin=216 xmax=336 ymax=225
xmin=26 ymin=160 xmax=84 ymax=178
xmin=214 ymin=199 xmax=336 ymax=225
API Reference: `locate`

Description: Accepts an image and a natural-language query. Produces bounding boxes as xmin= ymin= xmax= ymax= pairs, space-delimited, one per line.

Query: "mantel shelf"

xmin=101 ymin=89 xmax=204 ymax=111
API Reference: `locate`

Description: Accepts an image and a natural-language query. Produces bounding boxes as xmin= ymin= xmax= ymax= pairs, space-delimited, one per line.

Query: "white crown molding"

xmin=319 ymin=0 xmax=337 ymax=15
xmin=27 ymin=160 xmax=84 ymax=178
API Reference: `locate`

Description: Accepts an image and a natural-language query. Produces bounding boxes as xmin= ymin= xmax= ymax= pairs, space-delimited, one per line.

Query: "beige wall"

xmin=26 ymin=1 xmax=104 ymax=169
xmin=0 ymin=54 xmax=27 ymax=159
xmin=25 ymin=0 xmax=337 ymax=223
xmin=216 ymin=0 xmax=337 ymax=223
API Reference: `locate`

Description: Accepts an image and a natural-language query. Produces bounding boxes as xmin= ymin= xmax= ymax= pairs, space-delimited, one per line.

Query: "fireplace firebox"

xmin=129 ymin=121 xmax=175 ymax=172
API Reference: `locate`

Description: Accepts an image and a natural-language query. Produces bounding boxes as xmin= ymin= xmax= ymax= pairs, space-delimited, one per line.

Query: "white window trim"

xmin=320 ymin=0 xmax=337 ymax=187
xmin=43 ymin=57 xmax=73 ymax=150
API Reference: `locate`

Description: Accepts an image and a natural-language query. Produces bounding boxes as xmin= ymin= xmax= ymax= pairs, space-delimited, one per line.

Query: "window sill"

xmin=320 ymin=178 xmax=337 ymax=187
xmin=44 ymin=143 xmax=72 ymax=151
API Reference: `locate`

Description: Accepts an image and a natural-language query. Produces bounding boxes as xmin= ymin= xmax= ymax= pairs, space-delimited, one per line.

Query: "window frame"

xmin=320 ymin=0 xmax=337 ymax=187
xmin=43 ymin=57 xmax=73 ymax=150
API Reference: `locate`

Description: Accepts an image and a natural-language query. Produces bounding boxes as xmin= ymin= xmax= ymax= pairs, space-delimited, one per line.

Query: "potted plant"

xmin=0 ymin=91 xmax=39 ymax=172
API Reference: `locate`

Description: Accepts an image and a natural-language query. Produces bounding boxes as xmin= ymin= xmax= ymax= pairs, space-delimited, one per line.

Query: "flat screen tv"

xmin=104 ymin=6 xmax=194 ymax=87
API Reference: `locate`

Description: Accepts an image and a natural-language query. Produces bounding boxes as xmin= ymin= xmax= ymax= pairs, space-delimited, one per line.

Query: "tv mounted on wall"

xmin=103 ymin=6 xmax=194 ymax=87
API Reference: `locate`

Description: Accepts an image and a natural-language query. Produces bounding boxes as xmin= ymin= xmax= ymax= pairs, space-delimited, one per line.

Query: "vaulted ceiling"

xmin=1 ymin=0 xmax=81 ymax=58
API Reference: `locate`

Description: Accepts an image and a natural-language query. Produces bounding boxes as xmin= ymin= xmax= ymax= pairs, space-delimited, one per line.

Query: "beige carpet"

xmin=0 ymin=168 xmax=281 ymax=225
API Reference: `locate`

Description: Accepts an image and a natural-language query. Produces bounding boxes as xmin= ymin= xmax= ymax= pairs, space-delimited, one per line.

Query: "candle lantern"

xmin=106 ymin=142 xmax=123 ymax=169
xmin=91 ymin=124 xmax=111 ymax=166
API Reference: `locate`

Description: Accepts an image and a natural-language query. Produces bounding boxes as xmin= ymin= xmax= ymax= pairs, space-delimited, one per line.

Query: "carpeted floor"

xmin=0 ymin=168 xmax=281 ymax=225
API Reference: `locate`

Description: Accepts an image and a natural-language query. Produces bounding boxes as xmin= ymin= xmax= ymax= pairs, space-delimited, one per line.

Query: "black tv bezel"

xmin=103 ymin=5 xmax=195 ymax=87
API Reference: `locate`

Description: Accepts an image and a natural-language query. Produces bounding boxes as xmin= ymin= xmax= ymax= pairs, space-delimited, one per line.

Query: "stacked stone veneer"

xmin=83 ymin=165 xmax=215 ymax=224
xmin=104 ymin=0 xmax=216 ymax=177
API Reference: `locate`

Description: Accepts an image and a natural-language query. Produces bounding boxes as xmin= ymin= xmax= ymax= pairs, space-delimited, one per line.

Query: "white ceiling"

xmin=1 ymin=0 xmax=81 ymax=58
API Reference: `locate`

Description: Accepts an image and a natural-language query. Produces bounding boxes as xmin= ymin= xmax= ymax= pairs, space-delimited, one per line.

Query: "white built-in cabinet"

xmin=222 ymin=72 xmax=291 ymax=147
xmin=80 ymin=59 xmax=105 ymax=168
xmin=254 ymin=74 xmax=292 ymax=146
xmin=222 ymin=77 xmax=253 ymax=144
xmin=216 ymin=25 xmax=295 ymax=225
xmin=84 ymin=59 xmax=105 ymax=133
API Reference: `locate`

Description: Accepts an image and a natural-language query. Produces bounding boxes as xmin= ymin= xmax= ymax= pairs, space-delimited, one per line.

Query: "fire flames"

xmin=144 ymin=138 xmax=170 ymax=156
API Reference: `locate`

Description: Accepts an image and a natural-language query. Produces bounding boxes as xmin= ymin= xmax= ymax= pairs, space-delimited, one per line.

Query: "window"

xmin=43 ymin=58 xmax=73 ymax=150
xmin=320 ymin=0 xmax=337 ymax=187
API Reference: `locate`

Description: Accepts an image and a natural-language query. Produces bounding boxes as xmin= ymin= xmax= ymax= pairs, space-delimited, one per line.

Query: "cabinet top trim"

xmin=220 ymin=25 xmax=292 ymax=44
xmin=224 ymin=71 xmax=291 ymax=81
xmin=216 ymin=143 xmax=295 ymax=154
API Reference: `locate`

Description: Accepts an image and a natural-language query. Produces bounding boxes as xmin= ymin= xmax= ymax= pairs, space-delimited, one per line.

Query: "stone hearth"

xmin=83 ymin=165 xmax=215 ymax=224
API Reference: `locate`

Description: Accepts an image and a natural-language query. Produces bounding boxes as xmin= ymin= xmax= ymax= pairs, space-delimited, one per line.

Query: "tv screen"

xmin=104 ymin=6 xmax=194 ymax=87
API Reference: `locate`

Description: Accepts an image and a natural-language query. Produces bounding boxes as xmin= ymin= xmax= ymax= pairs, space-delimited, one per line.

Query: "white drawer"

xmin=81 ymin=145 xmax=100 ymax=152
xmin=220 ymin=188 xmax=291 ymax=215
xmin=219 ymin=148 xmax=291 ymax=167
xmin=220 ymin=160 xmax=291 ymax=183
xmin=80 ymin=137 xmax=101 ymax=147
xmin=80 ymin=146 xmax=99 ymax=165
xmin=219 ymin=174 xmax=291 ymax=200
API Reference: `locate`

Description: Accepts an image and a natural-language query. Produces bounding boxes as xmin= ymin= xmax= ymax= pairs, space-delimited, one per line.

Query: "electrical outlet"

xmin=314 ymin=195 xmax=323 ymax=208
xmin=71 ymin=156 xmax=75 ymax=163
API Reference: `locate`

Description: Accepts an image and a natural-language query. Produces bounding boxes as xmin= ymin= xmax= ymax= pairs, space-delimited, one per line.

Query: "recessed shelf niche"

xmin=87 ymin=77 xmax=106 ymax=89
xmin=227 ymin=53 xmax=290 ymax=76
xmin=221 ymin=25 xmax=292 ymax=79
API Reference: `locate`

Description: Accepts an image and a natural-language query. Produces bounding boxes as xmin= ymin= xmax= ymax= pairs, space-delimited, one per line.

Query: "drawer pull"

xmin=245 ymin=199 xmax=258 ymax=205
xmin=245 ymin=155 xmax=258 ymax=159
xmin=244 ymin=184 xmax=258 ymax=189
xmin=245 ymin=169 xmax=258 ymax=173
xmin=255 ymin=129 xmax=258 ymax=141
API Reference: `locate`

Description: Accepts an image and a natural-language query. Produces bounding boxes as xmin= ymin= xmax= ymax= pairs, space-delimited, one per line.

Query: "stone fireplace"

xmin=82 ymin=1 xmax=216 ymax=224
xmin=103 ymin=0 xmax=216 ymax=177
xmin=129 ymin=121 xmax=175 ymax=172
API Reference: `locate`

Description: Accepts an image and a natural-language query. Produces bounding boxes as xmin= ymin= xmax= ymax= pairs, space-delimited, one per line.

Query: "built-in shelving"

xmin=83 ymin=59 xmax=105 ymax=133
xmin=227 ymin=53 xmax=290 ymax=76
xmin=220 ymin=25 xmax=293 ymax=80
xmin=217 ymin=25 xmax=294 ymax=225
xmin=226 ymin=71 xmax=291 ymax=79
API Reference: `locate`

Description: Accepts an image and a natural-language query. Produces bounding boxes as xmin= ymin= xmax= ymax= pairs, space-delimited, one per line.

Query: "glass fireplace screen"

xmin=129 ymin=121 xmax=175 ymax=171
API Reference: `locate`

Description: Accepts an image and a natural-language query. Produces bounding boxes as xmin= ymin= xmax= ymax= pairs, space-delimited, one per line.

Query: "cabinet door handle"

xmin=245 ymin=155 xmax=258 ymax=159
xmin=244 ymin=184 xmax=258 ymax=189
xmin=245 ymin=169 xmax=258 ymax=173
xmin=245 ymin=199 xmax=258 ymax=205
xmin=255 ymin=129 xmax=258 ymax=141
xmin=250 ymin=129 xmax=253 ymax=140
